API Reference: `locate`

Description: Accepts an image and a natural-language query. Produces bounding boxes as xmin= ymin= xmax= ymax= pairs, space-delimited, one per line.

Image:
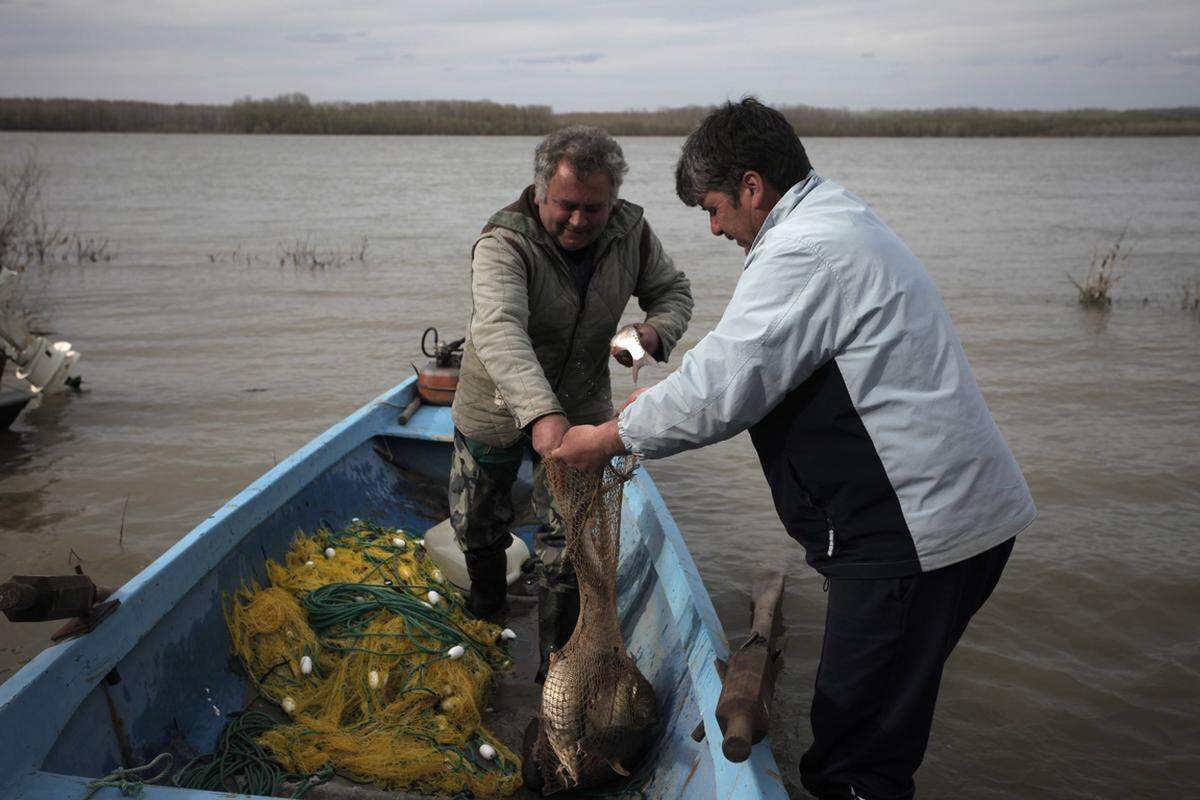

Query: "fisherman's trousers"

xmin=448 ymin=429 xmax=564 ymax=556
xmin=800 ymin=536 xmax=1015 ymax=800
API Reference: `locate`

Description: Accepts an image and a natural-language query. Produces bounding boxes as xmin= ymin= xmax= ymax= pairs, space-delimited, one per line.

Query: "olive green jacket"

xmin=451 ymin=186 xmax=693 ymax=447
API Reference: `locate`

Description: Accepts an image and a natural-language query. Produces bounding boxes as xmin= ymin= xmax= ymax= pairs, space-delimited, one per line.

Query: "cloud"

xmin=519 ymin=52 xmax=604 ymax=65
xmin=961 ymin=54 xmax=1062 ymax=67
xmin=2 ymin=1 xmax=1199 ymax=109
xmin=286 ymin=32 xmax=348 ymax=44
xmin=1169 ymin=49 xmax=1200 ymax=66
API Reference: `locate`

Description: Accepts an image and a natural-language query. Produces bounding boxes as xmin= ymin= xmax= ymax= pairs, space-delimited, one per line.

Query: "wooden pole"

xmin=714 ymin=571 xmax=786 ymax=762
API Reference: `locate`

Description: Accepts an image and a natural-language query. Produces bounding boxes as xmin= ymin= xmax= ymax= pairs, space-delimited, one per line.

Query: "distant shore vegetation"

xmin=2 ymin=94 xmax=1199 ymax=137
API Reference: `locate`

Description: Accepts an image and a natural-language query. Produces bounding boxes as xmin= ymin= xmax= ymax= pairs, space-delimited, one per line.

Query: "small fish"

xmin=610 ymin=325 xmax=650 ymax=383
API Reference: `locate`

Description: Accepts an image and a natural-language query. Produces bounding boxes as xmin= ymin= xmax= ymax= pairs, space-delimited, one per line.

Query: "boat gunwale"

xmin=0 ymin=380 xmax=413 ymax=789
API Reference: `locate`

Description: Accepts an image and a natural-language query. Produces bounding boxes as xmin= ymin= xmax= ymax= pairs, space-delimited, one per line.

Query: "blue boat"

xmin=0 ymin=378 xmax=788 ymax=799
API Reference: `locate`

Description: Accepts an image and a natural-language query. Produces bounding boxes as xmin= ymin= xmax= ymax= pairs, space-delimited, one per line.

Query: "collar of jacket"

xmin=482 ymin=184 xmax=644 ymax=252
xmin=745 ymin=170 xmax=824 ymax=263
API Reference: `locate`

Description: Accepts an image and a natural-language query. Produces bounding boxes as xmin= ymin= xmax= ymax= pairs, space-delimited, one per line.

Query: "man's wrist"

xmin=599 ymin=419 xmax=627 ymax=458
xmin=527 ymin=411 xmax=566 ymax=432
xmin=639 ymin=322 xmax=664 ymax=361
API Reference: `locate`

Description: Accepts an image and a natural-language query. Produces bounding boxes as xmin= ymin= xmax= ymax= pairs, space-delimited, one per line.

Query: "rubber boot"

xmin=521 ymin=716 xmax=544 ymax=791
xmin=465 ymin=548 xmax=509 ymax=622
xmin=534 ymin=571 xmax=580 ymax=684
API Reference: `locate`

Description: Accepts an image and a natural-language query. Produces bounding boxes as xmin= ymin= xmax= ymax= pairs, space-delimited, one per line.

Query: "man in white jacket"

xmin=553 ymin=98 xmax=1035 ymax=800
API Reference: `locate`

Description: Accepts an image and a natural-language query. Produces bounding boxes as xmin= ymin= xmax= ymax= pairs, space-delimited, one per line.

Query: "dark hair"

xmin=675 ymin=97 xmax=812 ymax=206
xmin=534 ymin=125 xmax=628 ymax=202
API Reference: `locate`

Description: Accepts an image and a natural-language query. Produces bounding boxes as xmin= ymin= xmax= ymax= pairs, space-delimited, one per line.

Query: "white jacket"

xmin=619 ymin=173 xmax=1034 ymax=575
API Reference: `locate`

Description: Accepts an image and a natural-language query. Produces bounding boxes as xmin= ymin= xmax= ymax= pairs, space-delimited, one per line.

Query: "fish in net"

xmin=529 ymin=456 xmax=659 ymax=794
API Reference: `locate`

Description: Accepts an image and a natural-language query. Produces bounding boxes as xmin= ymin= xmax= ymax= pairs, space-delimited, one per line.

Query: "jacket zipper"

xmin=797 ymin=479 xmax=837 ymax=559
xmin=550 ymin=237 xmax=617 ymax=393
xmin=554 ymin=297 xmax=586 ymax=392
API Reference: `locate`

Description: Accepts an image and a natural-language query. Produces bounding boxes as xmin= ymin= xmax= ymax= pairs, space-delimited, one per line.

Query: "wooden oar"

xmin=714 ymin=571 xmax=786 ymax=762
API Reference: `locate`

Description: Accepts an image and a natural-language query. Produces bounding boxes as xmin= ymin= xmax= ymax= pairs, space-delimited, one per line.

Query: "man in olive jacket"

xmin=449 ymin=126 xmax=693 ymax=642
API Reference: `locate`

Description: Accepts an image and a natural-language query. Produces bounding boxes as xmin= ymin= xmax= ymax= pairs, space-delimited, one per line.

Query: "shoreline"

xmin=3 ymin=96 xmax=1199 ymax=138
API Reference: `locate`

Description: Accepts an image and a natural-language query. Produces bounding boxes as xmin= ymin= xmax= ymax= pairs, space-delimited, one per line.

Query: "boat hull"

xmin=0 ymin=378 xmax=787 ymax=799
xmin=0 ymin=388 xmax=33 ymax=429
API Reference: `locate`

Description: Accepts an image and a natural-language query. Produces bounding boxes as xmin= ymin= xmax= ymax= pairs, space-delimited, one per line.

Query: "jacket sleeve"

xmin=634 ymin=221 xmax=693 ymax=361
xmin=468 ymin=234 xmax=563 ymax=428
xmin=618 ymin=233 xmax=849 ymax=458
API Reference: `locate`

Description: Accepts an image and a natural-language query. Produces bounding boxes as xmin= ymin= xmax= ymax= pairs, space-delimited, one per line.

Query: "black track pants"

xmin=799 ymin=537 xmax=1015 ymax=800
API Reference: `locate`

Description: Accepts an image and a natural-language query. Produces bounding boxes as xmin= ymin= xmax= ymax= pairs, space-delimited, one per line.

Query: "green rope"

xmin=81 ymin=752 xmax=173 ymax=799
xmin=301 ymin=582 xmax=508 ymax=669
xmin=174 ymin=710 xmax=331 ymax=797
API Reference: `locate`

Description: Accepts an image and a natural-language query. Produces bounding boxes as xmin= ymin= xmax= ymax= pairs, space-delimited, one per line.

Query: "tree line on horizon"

xmin=2 ymin=94 xmax=1198 ymax=137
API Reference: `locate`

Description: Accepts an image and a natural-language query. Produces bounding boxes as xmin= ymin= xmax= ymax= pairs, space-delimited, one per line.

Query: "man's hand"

xmin=530 ymin=413 xmax=569 ymax=458
xmin=552 ymin=419 xmax=627 ymax=473
xmin=611 ymin=323 xmax=661 ymax=367
xmin=619 ymin=386 xmax=651 ymax=414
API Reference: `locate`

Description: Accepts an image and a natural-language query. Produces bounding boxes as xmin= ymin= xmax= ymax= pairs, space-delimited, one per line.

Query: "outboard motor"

xmin=0 ymin=268 xmax=82 ymax=427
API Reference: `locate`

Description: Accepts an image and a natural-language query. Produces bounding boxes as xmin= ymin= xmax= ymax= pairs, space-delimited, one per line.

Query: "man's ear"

xmin=741 ymin=170 xmax=781 ymax=212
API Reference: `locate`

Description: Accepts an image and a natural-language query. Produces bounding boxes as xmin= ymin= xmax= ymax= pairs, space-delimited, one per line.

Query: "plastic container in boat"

xmin=422 ymin=517 xmax=530 ymax=590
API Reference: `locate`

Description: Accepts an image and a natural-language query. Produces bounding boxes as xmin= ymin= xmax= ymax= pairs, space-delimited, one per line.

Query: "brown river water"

xmin=1 ymin=133 xmax=1198 ymax=798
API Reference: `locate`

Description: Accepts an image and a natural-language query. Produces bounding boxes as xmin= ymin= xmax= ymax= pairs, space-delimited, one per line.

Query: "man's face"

xmin=699 ymin=189 xmax=757 ymax=254
xmin=537 ymin=161 xmax=614 ymax=251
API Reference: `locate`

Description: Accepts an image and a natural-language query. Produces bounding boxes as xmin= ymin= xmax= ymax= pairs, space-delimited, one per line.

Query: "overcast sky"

xmin=2 ymin=0 xmax=1197 ymax=111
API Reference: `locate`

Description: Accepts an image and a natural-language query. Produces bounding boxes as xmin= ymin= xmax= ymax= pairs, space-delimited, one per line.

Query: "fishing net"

xmin=225 ymin=521 xmax=524 ymax=798
xmin=533 ymin=458 xmax=658 ymax=795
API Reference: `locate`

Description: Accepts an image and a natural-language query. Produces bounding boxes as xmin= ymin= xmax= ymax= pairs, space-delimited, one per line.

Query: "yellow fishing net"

xmin=226 ymin=521 xmax=523 ymax=798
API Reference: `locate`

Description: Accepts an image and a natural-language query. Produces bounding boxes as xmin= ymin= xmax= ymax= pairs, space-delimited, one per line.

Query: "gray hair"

xmin=533 ymin=125 xmax=628 ymax=202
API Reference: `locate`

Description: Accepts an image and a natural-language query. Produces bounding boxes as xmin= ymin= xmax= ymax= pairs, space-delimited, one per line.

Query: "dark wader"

xmin=449 ymin=429 xmax=578 ymax=681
